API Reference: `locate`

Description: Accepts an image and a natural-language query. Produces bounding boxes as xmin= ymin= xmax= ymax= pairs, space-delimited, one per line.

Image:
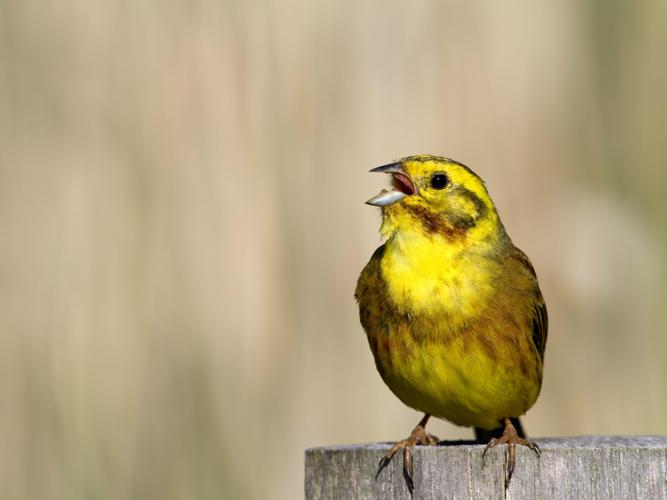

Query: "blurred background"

xmin=1 ymin=1 xmax=666 ymax=498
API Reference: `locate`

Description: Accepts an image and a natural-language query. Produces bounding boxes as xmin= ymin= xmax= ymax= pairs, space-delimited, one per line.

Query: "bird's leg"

xmin=482 ymin=417 xmax=540 ymax=487
xmin=376 ymin=414 xmax=439 ymax=493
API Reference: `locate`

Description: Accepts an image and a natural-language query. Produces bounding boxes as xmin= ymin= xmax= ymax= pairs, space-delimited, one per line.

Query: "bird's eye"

xmin=430 ymin=173 xmax=448 ymax=190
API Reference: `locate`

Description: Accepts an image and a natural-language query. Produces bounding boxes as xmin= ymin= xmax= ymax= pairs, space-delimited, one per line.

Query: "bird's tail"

xmin=474 ymin=417 xmax=525 ymax=442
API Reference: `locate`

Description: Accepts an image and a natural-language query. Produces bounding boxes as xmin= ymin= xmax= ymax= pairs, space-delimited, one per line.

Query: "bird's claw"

xmin=481 ymin=437 xmax=497 ymax=464
xmin=375 ymin=452 xmax=396 ymax=480
xmin=482 ymin=418 xmax=540 ymax=488
xmin=525 ymin=441 xmax=541 ymax=456
xmin=376 ymin=424 xmax=439 ymax=493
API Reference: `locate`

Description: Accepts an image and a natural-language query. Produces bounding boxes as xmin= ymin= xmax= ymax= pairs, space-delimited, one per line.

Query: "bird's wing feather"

xmin=510 ymin=246 xmax=548 ymax=361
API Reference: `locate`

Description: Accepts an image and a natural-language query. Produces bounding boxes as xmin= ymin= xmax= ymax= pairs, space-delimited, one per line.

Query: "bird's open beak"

xmin=365 ymin=162 xmax=417 ymax=207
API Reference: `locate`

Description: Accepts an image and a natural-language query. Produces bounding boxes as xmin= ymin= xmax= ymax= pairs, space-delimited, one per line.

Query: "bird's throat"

xmin=380 ymin=231 xmax=498 ymax=324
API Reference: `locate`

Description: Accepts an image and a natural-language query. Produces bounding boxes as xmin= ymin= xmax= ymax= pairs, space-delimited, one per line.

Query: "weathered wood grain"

xmin=305 ymin=436 xmax=667 ymax=499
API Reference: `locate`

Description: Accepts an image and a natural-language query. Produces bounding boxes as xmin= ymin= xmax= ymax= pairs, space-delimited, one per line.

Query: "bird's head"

xmin=367 ymin=155 xmax=502 ymax=241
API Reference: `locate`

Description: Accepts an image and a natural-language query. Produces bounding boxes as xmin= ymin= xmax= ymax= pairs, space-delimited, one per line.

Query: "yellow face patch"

xmin=379 ymin=156 xmax=500 ymax=243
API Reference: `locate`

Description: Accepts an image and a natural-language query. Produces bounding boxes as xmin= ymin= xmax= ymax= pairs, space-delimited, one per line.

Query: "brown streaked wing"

xmin=511 ymin=247 xmax=548 ymax=361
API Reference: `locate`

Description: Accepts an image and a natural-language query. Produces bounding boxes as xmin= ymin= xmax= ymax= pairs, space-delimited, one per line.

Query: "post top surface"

xmin=307 ymin=435 xmax=667 ymax=454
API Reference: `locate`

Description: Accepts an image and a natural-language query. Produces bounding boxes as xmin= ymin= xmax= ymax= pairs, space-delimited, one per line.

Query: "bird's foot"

xmin=482 ymin=417 xmax=540 ymax=488
xmin=377 ymin=415 xmax=439 ymax=493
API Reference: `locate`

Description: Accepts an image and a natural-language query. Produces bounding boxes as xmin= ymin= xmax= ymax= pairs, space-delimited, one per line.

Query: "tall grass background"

xmin=1 ymin=1 xmax=666 ymax=498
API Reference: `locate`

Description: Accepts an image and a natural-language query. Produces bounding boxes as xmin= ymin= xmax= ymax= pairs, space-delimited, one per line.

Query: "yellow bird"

xmin=355 ymin=155 xmax=547 ymax=490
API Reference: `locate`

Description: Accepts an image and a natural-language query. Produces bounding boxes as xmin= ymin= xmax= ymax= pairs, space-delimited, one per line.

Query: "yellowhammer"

xmin=355 ymin=155 xmax=547 ymax=490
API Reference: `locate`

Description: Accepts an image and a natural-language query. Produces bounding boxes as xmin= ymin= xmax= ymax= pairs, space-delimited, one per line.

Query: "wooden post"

xmin=305 ymin=436 xmax=667 ymax=499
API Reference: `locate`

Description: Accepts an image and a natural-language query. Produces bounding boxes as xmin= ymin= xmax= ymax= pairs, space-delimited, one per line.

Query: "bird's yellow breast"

xmin=380 ymin=229 xmax=498 ymax=331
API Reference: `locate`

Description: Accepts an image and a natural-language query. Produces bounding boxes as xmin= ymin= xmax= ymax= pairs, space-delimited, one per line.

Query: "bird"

xmin=355 ymin=155 xmax=547 ymax=491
